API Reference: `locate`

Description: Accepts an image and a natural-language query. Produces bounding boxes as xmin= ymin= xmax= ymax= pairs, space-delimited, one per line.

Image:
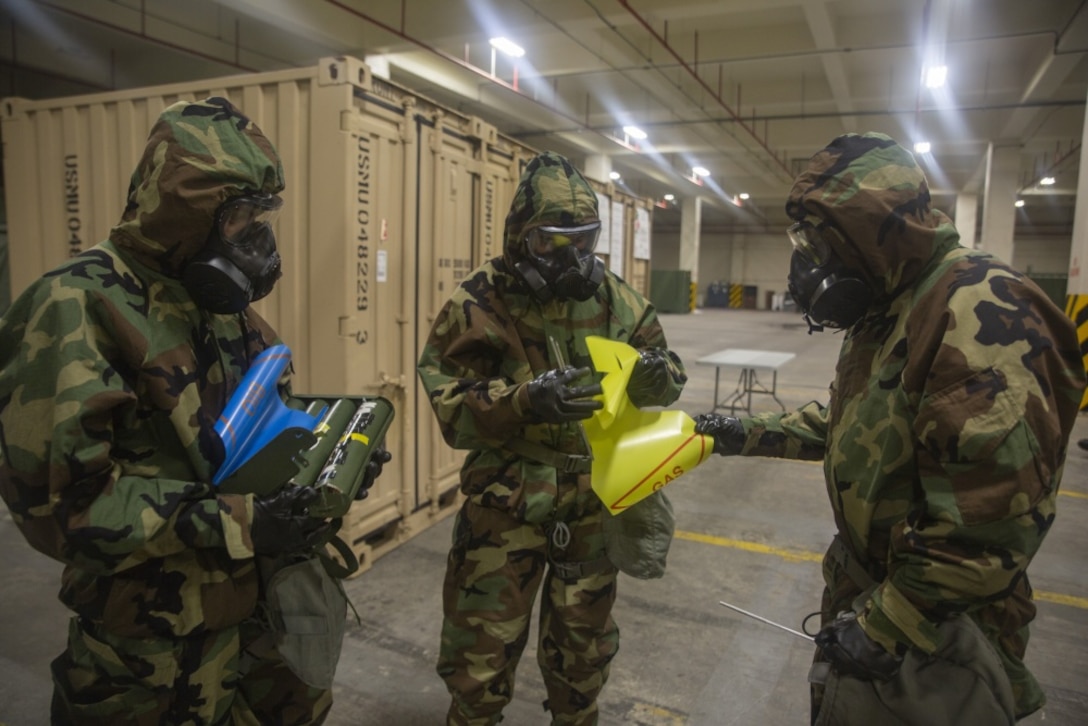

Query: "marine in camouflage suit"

xmin=417 ymin=151 xmax=687 ymax=725
xmin=696 ymin=133 xmax=1084 ymax=722
xmin=0 ymin=98 xmax=332 ymax=724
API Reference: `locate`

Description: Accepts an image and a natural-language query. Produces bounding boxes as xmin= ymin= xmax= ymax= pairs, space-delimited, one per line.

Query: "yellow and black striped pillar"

xmin=1065 ymin=294 xmax=1088 ymax=409
xmin=729 ymin=283 xmax=744 ymax=308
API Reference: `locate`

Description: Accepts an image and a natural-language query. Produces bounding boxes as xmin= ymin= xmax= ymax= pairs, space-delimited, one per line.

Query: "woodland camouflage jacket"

xmin=738 ymin=132 xmax=1084 ymax=713
xmin=0 ymin=98 xmax=285 ymax=638
xmin=417 ymin=152 xmax=686 ymax=524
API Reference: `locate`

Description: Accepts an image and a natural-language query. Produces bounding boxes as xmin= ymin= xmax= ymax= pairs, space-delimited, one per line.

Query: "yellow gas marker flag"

xmin=584 ymin=336 xmax=714 ymax=512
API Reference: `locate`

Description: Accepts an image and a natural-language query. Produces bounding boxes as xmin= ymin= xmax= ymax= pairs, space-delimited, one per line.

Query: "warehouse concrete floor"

xmin=2 ymin=307 xmax=1086 ymax=725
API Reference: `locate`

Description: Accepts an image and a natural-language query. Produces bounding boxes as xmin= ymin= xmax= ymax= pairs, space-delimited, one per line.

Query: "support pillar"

xmin=584 ymin=155 xmax=612 ymax=184
xmin=680 ymin=196 xmax=702 ymax=310
xmin=1064 ymin=86 xmax=1088 ymax=408
xmin=980 ymin=143 xmax=1020 ymax=264
xmin=954 ymin=194 xmax=978 ymax=249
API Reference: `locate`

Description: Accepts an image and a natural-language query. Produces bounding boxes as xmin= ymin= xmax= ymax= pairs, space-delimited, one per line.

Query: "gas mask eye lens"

xmin=786 ymin=221 xmax=836 ymax=265
xmin=524 ymin=222 xmax=601 ymax=262
xmin=217 ymin=193 xmax=283 ymax=247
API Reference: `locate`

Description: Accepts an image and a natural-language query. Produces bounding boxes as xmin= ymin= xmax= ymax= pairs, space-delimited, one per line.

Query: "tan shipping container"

xmin=0 ymin=56 xmax=541 ymax=574
xmin=628 ymin=197 xmax=655 ymax=299
xmin=585 ymin=178 xmax=653 ymax=299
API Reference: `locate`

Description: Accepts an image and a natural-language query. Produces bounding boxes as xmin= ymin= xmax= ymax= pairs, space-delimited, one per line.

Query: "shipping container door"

xmin=475 ymin=136 xmax=533 ymax=263
xmin=630 ymin=201 xmax=653 ymax=299
xmin=413 ymin=112 xmax=482 ymax=514
xmin=329 ymin=73 xmax=420 ymax=546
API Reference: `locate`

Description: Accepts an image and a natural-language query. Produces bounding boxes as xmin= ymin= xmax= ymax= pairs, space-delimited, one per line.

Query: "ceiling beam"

xmin=801 ymin=0 xmax=856 ymax=134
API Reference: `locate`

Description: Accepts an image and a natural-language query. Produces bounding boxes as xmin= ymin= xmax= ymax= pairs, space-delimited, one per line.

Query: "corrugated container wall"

xmin=586 ymin=178 xmax=652 ymax=300
xmin=0 ymin=56 xmax=551 ymax=573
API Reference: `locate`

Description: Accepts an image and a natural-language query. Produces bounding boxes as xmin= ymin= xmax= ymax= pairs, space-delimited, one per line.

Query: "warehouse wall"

xmin=652 ymin=224 xmax=1074 ymax=310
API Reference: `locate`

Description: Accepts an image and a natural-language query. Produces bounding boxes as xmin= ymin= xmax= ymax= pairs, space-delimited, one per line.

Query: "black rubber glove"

xmin=815 ymin=611 xmax=903 ymax=681
xmin=693 ymin=413 xmax=746 ymax=456
xmin=526 ymin=366 xmax=604 ymax=423
xmin=626 ymin=348 xmax=674 ymax=407
xmin=355 ymin=446 xmax=392 ymax=501
xmin=251 ymin=485 xmax=333 ymax=555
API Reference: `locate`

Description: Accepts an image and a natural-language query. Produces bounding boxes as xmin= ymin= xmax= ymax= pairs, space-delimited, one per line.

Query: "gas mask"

xmin=786 ymin=219 xmax=872 ymax=332
xmin=184 ymin=193 xmax=283 ymax=314
xmin=514 ymin=222 xmax=605 ymax=303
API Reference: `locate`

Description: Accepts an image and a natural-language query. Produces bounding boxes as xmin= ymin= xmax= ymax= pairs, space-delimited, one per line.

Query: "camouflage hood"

xmin=502 ymin=151 xmax=600 ymax=268
xmin=109 ymin=97 xmax=285 ymax=277
xmin=785 ymin=132 xmax=960 ymax=303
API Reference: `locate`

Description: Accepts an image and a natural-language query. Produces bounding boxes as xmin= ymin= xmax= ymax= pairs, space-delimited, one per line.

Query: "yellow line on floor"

xmin=674 ymin=530 xmax=822 ymax=563
xmin=1061 ymin=489 xmax=1088 ymax=500
xmin=674 ymin=530 xmax=1088 ymax=610
xmin=1035 ymin=591 xmax=1088 ymax=609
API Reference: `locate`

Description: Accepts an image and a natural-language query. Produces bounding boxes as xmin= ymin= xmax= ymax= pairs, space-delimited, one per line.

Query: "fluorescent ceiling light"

xmin=609 ymin=171 xmax=621 ymax=180
xmin=664 ymin=193 xmax=675 ymax=201
xmin=913 ymin=141 xmax=931 ymax=154
xmin=923 ymin=65 xmax=947 ymax=89
xmin=692 ymin=166 xmax=710 ymax=177
xmin=622 ymin=125 xmax=647 ymax=140
xmin=489 ymin=37 xmax=525 ymax=58
xmin=739 ymin=193 xmax=750 ymax=200
xmin=1014 ymin=199 xmax=1025 ymax=208
xmin=1040 ymin=176 xmax=1056 ymax=186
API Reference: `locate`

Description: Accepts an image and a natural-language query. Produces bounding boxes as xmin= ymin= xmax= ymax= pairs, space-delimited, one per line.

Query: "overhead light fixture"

xmin=692 ymin=166 xmax=710 ymax=177
xmin=609 ymin=171 xmax=621 ymax=180
xmin=663 ymin=193 xmax=675 ymax=201
xmin=923 ymin=65 xmax=947 ymax=89
xmin=489 ymin=37 xmax=525 ymax=58
xmin=1014 ymin=199 xmax=1025 ymax=208
xmin=739 ymin=193 xmax=750 ymax=200
xmin=913 ymin=141 xmax=931 ymax=154
xmin=622 ymin=125 xmax=647 ymax=140
xmin=1040 ymin=176 xmax=1056 ymax=186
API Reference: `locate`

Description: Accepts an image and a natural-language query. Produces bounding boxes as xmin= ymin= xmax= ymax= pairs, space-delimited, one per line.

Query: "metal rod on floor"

xmin=719 ymin=600 xmax=814 ymax=642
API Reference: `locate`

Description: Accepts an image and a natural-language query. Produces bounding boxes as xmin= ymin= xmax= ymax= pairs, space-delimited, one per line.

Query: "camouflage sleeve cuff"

xmin=735 ymin=400 xmax=829 ymax=460
xmin=512 ymin=381 xmax=534 ymax=420
xmin=216 ymin=493 xmax=256 ymax=560
xmin=860 ymin=581 xmax=942 ymax=654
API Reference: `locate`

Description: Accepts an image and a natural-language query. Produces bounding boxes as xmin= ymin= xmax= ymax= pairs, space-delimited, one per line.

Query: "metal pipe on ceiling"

xmin=534 ymin=29 xmax=1068 ymax=82
xmin=1019 ymin=141 xmax=1083 ymax=193
xmin=320 ymin=0 xmax=713 ymax=193
xmin=322 ymin=0 xmax=607 ymax=140
xmin=511 ymin=0 xmax=772 ymax=193
xmin=615 ymin=0 xmax=791 ymax=178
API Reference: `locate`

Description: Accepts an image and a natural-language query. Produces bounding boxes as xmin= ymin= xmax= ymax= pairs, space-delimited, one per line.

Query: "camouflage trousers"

xmin=437 ymin=496 xmax=619 ymax=726
xmin=50 ymin=616 xmax=332 ymax=725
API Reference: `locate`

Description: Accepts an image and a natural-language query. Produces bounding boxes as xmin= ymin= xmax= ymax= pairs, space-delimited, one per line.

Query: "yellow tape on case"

xmin=584 ymin=336 xmax=714 ymax=512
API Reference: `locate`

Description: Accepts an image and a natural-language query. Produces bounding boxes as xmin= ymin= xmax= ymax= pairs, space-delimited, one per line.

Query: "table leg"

xmin=727 ymin=368 xmax=751 ymax=415
xmin=770 ymin=370 xmax=786 ymax=410
xmin=711 ymin=366 xmax=722 ymax=413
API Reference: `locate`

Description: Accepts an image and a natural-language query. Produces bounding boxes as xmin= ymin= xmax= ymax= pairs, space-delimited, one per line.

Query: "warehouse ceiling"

xmin=1 ymin=0 xmax=1087 ymax=236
